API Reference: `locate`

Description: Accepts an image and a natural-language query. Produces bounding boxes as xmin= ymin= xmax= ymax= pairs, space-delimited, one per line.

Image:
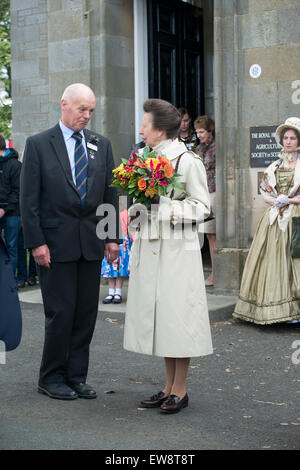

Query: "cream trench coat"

xmin=123 ymin=139 xmax=213 ymax=357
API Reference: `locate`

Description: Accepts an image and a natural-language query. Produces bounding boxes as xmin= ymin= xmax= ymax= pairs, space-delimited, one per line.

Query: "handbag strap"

xmin=170 ymin=152 xmax=185 ymax=200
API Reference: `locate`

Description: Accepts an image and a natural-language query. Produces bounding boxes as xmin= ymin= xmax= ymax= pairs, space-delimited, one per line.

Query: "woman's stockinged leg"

xmin=163 ymin=357 xmax=190 ymax=399
xmin=172 ymin=358 xmax=190 ymax=398
xmin=163 ymin=357 xmax=176 ymax=396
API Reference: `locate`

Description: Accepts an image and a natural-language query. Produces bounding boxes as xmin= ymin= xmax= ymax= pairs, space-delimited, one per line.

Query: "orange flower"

xmin=145 ymin=186 xmax=158 ymax=198
xmin=159 ymin=157 xmax=170 ymax=166
xmin=138 ymin=178 xmax=147 ymax=191
xmin=164 ymin=163 xmax=174 ymax=178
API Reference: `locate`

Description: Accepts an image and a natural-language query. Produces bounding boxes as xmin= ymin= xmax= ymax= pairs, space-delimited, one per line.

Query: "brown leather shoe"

xmin=160 ymin=393 xmax=189 ymax=414
xmin=140 ymin=391 xmax=168 ymax=408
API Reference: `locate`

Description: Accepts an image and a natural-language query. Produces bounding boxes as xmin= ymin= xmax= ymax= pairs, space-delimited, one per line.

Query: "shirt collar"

xmin=59 ymin=120 xmax=85 ymax=141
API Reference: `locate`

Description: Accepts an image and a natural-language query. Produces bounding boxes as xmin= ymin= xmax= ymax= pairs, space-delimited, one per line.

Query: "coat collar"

xmin=154 ymin=138 xmax=188 ymax=161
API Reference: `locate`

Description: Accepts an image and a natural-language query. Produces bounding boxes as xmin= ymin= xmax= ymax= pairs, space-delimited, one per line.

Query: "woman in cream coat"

xmin=124 ymin=99 xmax=213 ymax=414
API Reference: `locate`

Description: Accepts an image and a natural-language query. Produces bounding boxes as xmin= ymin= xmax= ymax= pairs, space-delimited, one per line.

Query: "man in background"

xmin=0 ymin=135 xmax=21 ymax=278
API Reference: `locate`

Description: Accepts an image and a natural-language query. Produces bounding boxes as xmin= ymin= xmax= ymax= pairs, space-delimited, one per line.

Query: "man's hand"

xmin=104 ymin=242 xmax=120 ymax=264
xmin=32 ymin=244 xmax=51 ymax=268
xmin=0 ymin=208 xmax=5 ymax=219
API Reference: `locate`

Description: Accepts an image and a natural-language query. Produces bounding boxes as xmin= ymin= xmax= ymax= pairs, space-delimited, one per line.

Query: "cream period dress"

xmin=233 ymin=155 xmax=300 ymax=324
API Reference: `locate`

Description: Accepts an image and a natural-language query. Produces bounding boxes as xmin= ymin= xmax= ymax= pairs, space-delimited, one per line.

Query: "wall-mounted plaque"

xmin=250 ymin=125 xmax=281 ymax=168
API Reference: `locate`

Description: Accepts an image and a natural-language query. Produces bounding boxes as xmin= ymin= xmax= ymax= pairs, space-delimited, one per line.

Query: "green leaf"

xmin=142 ymin=146 xmax=150 ymax=157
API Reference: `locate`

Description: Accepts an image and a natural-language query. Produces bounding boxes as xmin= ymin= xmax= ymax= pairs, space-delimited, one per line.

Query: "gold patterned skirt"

xmin=233 ymin=204 xmax=300 ymax=324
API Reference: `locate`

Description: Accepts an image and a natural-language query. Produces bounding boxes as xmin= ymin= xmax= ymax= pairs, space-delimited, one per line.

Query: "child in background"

xmin=101 ymin=209 xmax=132 ymax=304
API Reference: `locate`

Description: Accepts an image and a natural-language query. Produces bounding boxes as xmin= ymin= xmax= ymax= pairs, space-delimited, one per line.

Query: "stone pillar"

xmin=88 ymin=0 xmax=135 ymax=160
xmin=10 ymin=0 xmax=49 ymax=152
xmin=214 ymin=0 xmax=300 ymax=293
xmin=11 ymin=0 xmax=135 ymax=163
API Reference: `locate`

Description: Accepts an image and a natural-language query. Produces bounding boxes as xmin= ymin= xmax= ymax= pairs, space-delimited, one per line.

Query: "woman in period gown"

xmin=233 ymin=117 xmax=300 ymax=325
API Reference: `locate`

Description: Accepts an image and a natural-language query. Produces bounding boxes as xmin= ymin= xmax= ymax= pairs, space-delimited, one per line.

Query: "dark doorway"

xmin=147 ymin=0 xmax=204 ymax=121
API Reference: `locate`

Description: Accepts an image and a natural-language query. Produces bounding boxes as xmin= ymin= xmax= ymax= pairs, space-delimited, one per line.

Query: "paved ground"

xmin=0 ymin=288 xmax=299 ymax=451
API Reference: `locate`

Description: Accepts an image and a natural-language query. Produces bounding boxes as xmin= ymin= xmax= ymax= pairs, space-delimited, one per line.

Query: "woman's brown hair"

xmin=280 ymin=128 xmax=300 ymax=147
xmin=194 ymin=115 xmax=215 ymax=138
xmin=143 ymin=99 xmax=182 ymax=139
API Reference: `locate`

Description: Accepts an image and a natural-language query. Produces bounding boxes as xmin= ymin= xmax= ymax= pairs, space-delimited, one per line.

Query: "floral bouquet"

xmin=110 ymin=146 xmax=185 ymax=208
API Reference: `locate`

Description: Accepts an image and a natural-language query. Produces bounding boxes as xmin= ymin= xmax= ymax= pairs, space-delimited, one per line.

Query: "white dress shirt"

xmin=59 ymin=120 xmax=88 ymax=186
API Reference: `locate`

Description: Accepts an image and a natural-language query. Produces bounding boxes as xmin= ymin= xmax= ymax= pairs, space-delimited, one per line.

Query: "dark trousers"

xmin=38 ymin=258 xmax=101 ymax=385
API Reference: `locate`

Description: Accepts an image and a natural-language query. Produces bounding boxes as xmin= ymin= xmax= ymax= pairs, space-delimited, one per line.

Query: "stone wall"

xmin=214 ymin=0 xmax=300 ymax=293
xmin=11 ymin=0 xmax=134 ymax=162
xmin=11 ymin=0 xmax=49 ymax=152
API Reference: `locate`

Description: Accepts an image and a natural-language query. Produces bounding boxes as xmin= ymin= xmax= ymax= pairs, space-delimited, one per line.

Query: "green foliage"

xmin=0 ymin=104 xmax=11 ymax=138
xmin=0 ymin=0 xmax=11 ymax=139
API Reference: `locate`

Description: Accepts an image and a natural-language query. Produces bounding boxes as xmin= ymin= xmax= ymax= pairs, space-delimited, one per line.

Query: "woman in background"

xmin=177 ymin=107 xmax=198 ymax=152
xmin=233 ymin=117 xmax=300 ymax=324
xmin=194 ymin=115 xmax=216 ymax=286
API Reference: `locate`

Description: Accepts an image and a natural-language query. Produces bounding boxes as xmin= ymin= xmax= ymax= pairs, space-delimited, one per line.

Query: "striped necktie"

xmin=72 ymin=132 xmax=88 ymax=206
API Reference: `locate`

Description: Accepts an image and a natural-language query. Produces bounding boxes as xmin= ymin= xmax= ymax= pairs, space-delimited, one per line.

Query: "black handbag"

xmin=290 ymin=216 xmax=300 ymax=257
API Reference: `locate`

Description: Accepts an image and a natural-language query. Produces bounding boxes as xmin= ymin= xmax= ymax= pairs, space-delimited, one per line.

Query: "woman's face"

xmin=282 ymin=129 xmax=299 ymax=153
xmin=196 ymin=127 xmax=212 ymax=145
xmin=139 ymin=112 xmax=166 ymax=148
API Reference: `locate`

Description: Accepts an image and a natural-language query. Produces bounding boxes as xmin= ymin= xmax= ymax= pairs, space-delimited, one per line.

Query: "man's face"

xmin=180 ymin=114 xmax=191 ymax=133
xmin=61 ymin=93 xmax=96 ymax=132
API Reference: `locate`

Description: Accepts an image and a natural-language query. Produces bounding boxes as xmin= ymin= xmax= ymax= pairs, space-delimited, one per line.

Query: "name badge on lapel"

xmin=87 ymin=142 xmax=98 ymax=152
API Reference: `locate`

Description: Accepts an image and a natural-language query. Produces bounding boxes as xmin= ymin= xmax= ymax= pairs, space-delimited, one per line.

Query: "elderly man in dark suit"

xmin=20 ymin=83 xmax=120 ymax=400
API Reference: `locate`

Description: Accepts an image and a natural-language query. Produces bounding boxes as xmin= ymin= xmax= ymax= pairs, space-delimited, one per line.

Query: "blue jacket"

xmin=0 ymin=236 xmax=22 ymax=351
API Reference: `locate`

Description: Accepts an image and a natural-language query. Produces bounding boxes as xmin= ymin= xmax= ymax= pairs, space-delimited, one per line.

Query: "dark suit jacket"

xmin=20 ymin=124 xmax=120 ymax=262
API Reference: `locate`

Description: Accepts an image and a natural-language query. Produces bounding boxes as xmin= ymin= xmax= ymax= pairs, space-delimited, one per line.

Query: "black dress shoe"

xmin=160 ymin=393 xmax=189 ymax=414
xmin=140 ymin=391 xmax=168 ymax=408
xmin=69 ymin=383 xmax=97 ymax=399
xmin=112 ymin=294 xmax=122 ymax=304
xmin=17 ymin=280 xmax=26 ymax=289
xmin=103 ymin=294 xmax=114 ymax=304
xmin=38 ymin=383 xmax=78 ymax=400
